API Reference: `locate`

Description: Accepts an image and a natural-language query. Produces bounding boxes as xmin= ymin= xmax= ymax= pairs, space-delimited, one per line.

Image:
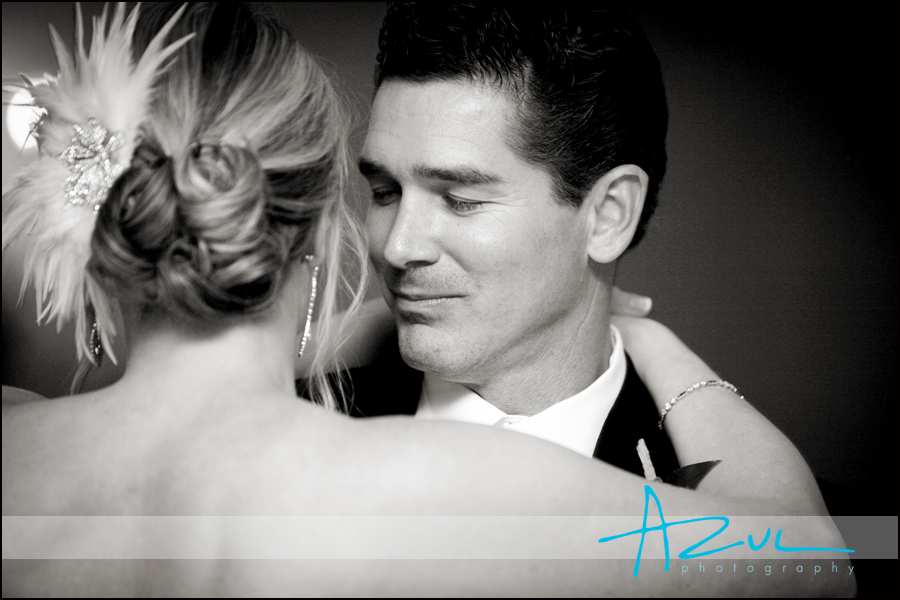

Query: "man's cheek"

xmin=365 ymin=210 xmax=392 ymax=261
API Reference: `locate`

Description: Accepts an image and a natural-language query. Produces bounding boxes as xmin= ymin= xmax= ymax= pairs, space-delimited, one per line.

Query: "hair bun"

xmin=90 ymin=138 xmax=292 ymax=319
xmin=177 ymin=142 xmax=263 ymax=205
xmin=152 ymin=140 xmax=290 ymax=317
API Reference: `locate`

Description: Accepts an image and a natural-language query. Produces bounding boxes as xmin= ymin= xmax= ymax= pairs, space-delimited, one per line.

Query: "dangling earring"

xmin=298 ymin=256 xmax=319 ymax=358
xmin=89 ymin=315 xmax=103 ymax=367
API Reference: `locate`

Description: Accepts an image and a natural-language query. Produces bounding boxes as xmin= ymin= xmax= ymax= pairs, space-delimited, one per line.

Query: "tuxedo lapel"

xmin=593 ymin=353 xmax=680 ymax=479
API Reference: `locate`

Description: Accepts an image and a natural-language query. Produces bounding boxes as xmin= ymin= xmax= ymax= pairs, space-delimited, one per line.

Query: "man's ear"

xmin=584 ymin=164 xmax=648 ymax=263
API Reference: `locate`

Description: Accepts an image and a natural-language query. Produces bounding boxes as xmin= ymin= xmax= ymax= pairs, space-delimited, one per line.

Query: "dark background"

xmin=2 ymin=3 xmax=897 ymax=516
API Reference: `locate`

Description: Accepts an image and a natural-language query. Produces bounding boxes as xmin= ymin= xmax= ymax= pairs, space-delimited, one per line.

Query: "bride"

xmin=2 ymin=3 xmax=852 ymax=596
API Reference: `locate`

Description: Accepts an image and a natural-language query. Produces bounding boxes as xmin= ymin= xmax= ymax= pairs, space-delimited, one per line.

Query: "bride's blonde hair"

xmin=86 ymin=3 xmax=366 ymax=410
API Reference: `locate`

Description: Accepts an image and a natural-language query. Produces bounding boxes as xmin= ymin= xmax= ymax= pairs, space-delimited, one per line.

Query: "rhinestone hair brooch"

xmin=58 ymin=118 xmax=126 ymax=212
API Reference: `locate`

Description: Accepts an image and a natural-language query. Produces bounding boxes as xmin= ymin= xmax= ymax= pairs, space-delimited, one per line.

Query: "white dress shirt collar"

xmin=415 ymin=326 xmax=627 ymax=458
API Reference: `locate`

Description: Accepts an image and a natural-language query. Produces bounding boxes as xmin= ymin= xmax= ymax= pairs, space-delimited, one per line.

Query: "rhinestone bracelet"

xmin=657 ymin=380 xmax=744 ymax=430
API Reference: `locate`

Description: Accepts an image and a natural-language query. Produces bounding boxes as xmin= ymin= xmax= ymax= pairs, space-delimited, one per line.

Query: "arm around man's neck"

xmin=613 ymin=316 xmax=830 ymax=516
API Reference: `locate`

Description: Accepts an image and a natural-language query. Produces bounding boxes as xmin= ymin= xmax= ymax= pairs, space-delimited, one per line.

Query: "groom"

xmin=316 ymin=4 xmax=708 ymax=484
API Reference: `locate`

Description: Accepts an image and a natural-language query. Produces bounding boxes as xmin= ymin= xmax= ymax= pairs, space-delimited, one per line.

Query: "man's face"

xmin=361 ymin=79 xmax=596 ymax=386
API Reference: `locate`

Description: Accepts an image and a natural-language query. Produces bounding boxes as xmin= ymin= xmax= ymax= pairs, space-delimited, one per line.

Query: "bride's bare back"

xmin=1 ymin=376 xmax=650 ymax=597
xmin=1 ymin=377 xmax=854 ymax=597
xmin=2 ymin=377 xmax=624 ymax=518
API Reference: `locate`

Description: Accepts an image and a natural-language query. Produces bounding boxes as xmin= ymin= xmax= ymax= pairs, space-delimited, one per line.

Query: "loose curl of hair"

xmin=376 ymin=2 xmax=668 ymax=248
xmin=85 ymin=3 xmax=367 ymax=410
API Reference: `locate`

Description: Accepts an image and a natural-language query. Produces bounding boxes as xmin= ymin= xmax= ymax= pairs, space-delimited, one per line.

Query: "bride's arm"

xmin=612 ymin=315 xmax=828 ymax=515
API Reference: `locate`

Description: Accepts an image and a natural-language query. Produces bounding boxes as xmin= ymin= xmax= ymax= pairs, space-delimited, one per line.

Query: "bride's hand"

xmin=609 ymin=286 xmax=652 ymax=317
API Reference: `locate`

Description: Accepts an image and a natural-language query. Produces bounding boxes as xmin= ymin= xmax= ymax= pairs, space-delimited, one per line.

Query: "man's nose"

xmin=381 ymin=193 xmax=441 ymax=269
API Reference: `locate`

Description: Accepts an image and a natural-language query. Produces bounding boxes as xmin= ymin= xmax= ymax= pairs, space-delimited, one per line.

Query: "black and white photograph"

xmin=2 ymin=2 xmax=896 ymax=596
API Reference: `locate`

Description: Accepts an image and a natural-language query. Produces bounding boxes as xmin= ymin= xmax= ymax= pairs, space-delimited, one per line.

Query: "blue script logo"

xmin=598 ymin=485 xmax=854 ymax=577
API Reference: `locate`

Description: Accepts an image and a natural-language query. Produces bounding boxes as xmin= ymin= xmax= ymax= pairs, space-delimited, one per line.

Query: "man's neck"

xmin=464 ymin=307 xmax=613 ymax=417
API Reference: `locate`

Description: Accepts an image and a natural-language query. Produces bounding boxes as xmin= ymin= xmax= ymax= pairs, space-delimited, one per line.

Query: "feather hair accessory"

xmin=2 ymin=3 xmax=192 ymax=365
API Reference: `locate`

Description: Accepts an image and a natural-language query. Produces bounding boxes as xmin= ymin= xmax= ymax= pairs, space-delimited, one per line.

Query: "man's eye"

xmin=371 ymin=187 xmax=400 ymax=205
xmin=443 ymin=195 xmax=483 ymax=212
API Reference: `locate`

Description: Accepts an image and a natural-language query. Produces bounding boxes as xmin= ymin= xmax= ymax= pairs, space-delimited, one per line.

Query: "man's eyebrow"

xmin=357 ymin=159 xmax=503 ymax=187
xmin=358 ymin=158 xmax=388 ymax=178
xmin=412 ymin=164 xmax=502 ymax=186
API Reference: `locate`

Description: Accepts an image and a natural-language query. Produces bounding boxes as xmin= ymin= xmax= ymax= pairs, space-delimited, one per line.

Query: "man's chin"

xmin=396 ymin=323 xmax=473 ymax=378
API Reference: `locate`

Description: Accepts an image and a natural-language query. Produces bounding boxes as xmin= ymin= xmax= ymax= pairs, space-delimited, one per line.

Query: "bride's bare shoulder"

xmin=2 ymin=385 xmax=48 ymax=407
xmin=2 ymin=386 xmax=57 ymax=449
xmin=275 ymin=408 xmax=603 ymax=516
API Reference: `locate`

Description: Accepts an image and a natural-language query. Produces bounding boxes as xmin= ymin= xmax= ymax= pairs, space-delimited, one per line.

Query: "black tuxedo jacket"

xmin=298 ymin=336 xmax=718 ymax=488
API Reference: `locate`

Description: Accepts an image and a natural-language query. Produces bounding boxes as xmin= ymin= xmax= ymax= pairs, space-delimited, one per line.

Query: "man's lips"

xmin=389 ymin=289 xmax=464 ymax=309
xmin=391 ymin=290 xmax=462 ymax=302
xmin=388 ymin=287 xmax=464 ymax=322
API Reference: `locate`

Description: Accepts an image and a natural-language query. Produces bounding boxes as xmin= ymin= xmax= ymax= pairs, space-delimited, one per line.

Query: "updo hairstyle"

xmin=86 ymin=3 xmax=366 ymax=410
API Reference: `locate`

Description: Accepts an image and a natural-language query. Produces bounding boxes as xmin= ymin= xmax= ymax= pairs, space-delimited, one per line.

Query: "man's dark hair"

xmin=376 ymin=2 xmax=667 ymax=247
